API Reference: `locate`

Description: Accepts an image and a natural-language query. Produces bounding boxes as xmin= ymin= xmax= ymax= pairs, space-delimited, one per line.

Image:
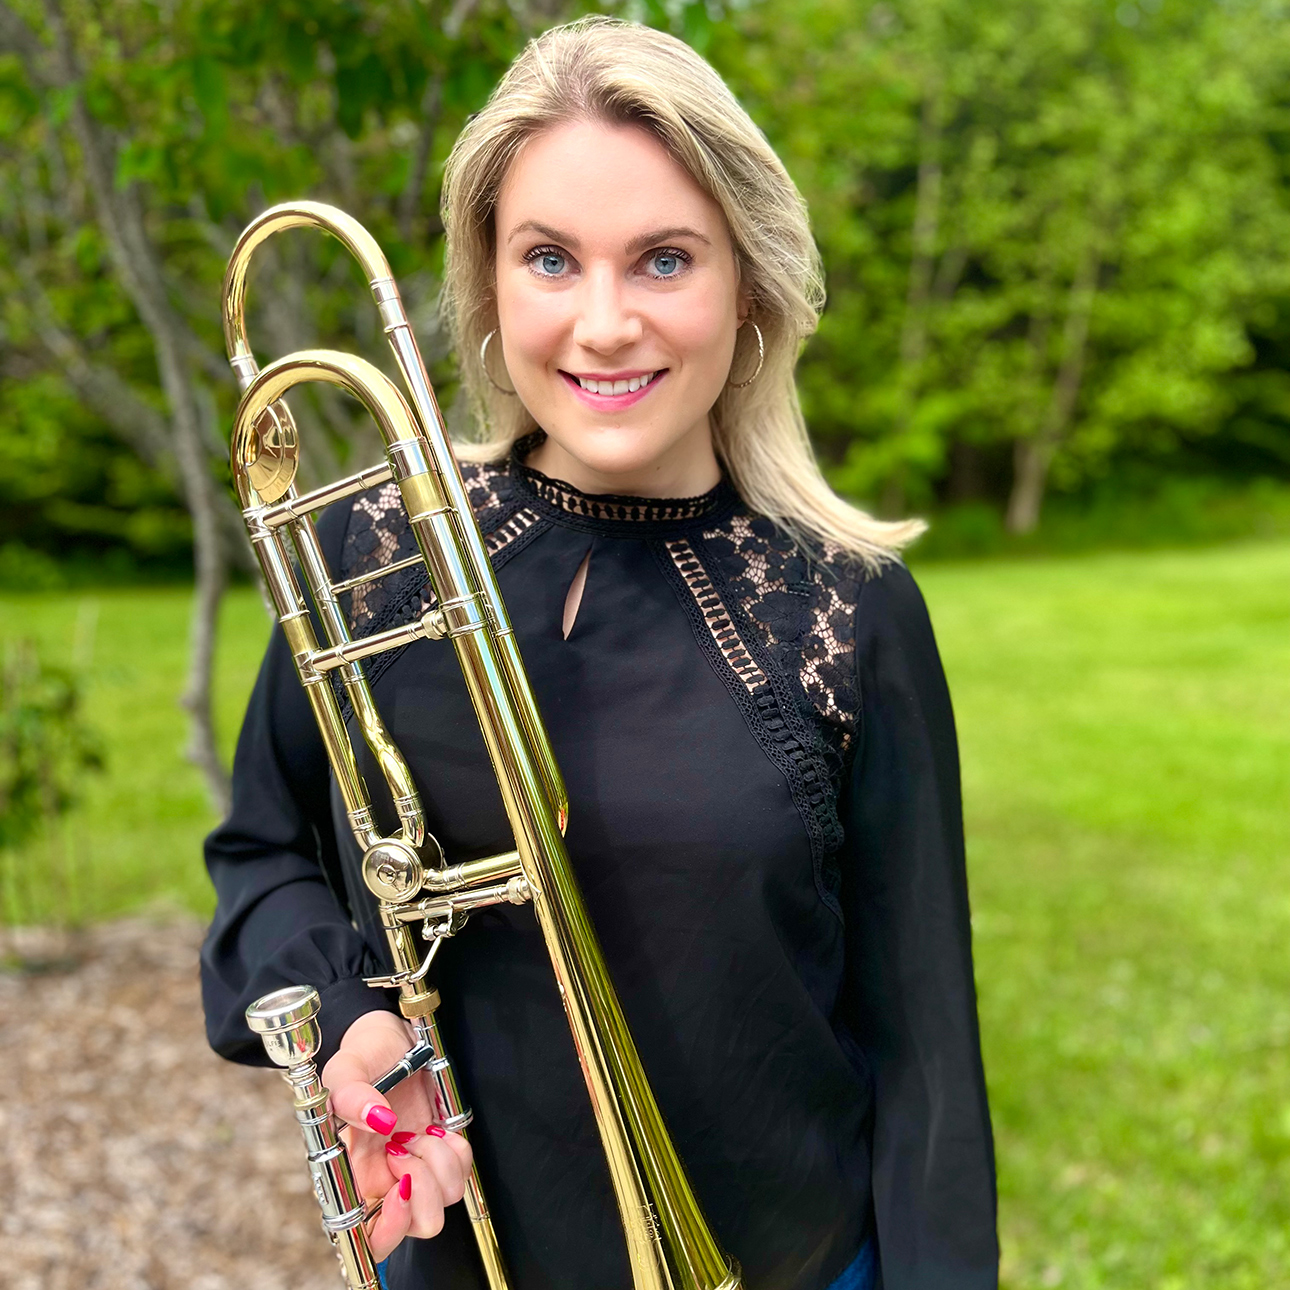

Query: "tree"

xmin=713 ymin=0 xmax=1290 ymax=529
xmin=0 ymin=0 xmax=577 ymax=810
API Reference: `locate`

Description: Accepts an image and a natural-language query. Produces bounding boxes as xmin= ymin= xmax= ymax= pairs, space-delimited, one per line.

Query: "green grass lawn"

xmin=2 ymin=540 xmax=1288 ymax=1287
xmin=917 ymin=542 xmax=1290 ymax=1289
xmin=0 ymin=587 xmax=271 ymax=922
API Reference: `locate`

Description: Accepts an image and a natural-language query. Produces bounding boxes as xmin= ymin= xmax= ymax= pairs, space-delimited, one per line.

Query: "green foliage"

xmin=0 ymin=0 xmax=581 ymax=570
xmin=910 ymin=476 xmax=1290 ymax=560
xmin=0 ymin=638 xmax=103 ymax=853
xmin=0 ymin=0 xmax=740 ymax=571
xmin=710 ymin=0 xmax=1290 ymax=519
xmin=0 ymin=371 xmax=191 ymax=583
xmin=2 ymin=0 xmax=1288 ymax=562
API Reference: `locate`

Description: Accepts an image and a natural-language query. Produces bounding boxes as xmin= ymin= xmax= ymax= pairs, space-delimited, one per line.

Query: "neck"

xmin=523 ymin=427 xmax=722 ymax=498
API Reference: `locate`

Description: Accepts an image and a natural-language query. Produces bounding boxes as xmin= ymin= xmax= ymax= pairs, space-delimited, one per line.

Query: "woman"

xmin=201 ymin=17 xmax=998 ymax=1290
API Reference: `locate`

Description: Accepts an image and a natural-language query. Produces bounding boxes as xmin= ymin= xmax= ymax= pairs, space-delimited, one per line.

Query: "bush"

xmin=0 ymin=640 xmax=104 ymax=928
xmin=908 ymin=477 xmax=1290 ymax=562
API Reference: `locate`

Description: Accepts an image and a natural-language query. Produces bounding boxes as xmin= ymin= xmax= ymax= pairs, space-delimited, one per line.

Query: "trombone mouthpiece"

xmin=246 ymin=984 xmax=322 ymax=1069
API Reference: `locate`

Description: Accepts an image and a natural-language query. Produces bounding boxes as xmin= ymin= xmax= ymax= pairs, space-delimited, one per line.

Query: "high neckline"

xmin=508 ymin=432 xmax=739 ymax=535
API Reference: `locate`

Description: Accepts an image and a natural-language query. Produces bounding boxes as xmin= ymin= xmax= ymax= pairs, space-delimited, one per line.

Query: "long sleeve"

xmin=200 ymin=510 xmax=398 ymax=1071
xmin=839 ymin=562 xmax=998 ymax=1290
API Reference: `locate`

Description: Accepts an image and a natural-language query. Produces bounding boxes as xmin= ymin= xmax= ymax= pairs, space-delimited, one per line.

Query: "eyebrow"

xmin=625 ymin=226 xmax=712 ymax=255
xmin=506 ymin=220 xmax=712 ymax=254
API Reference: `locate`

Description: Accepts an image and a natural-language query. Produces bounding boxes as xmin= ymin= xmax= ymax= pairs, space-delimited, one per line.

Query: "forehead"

xmin=496 ymin=119 xmax=730 ymax=250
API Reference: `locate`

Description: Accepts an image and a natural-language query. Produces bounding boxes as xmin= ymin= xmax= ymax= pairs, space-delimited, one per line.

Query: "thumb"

xmin=326 ymin=1047 xmax=400 ymax=1135
xmin=323 ymin=1009 xmax=414 ymax=1134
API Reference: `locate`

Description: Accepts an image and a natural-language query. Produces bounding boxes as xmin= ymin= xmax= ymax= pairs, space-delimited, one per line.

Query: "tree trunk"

xmin=1006 ymin=247 xmax=1099 ymax=535
xmin=398 ymin=72 xmax=444 ymax=243
xmin=898 ymin=86 xmax=944 ymax=375
xmin=397 ymin=0 xmax=480 ymax=240
xmin=946 ymin=439 xmax=985 ymax=503
xmin=875 ymin=84 xmax=945 ymax=518
xmin=39 ymin=0 xmax=232 ymax=812
xmin=1006 ymin=436 xmax=1051 ymax=535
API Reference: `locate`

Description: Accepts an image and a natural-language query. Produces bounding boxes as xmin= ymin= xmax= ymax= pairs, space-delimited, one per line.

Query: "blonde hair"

xmin=440 ymin=15 xmax=923 ymax=567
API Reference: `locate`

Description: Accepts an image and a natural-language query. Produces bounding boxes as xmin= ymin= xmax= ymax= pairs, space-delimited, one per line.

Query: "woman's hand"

xmin=322 ymin=1009 xmax=474 ymax=1260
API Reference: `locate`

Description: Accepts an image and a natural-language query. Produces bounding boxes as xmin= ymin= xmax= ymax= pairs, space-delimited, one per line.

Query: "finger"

xmin=426 ymin=1125 xmax=475 ymax=1174
xmin=368 ymin=1172 xmax=414 ymax=1262
xmin=386 ymin=1142 xmax=446 ymax=1238
xmin=415 ymin=1127 xmax=473 ymax=1206
xmin=341 ymin=1088 xmax=436 ymax=1199
xmin=444 ymin=1128 xmax=475 ymax=1173
xmin=346 ymin=1123 xmax=401 ymax=1200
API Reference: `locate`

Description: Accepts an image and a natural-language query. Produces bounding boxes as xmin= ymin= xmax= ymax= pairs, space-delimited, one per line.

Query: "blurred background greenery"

xmin=0 ymin=0 xmax=1288 ymax=1286
xmin=3 ymin=0 xmax=1289 ymax=587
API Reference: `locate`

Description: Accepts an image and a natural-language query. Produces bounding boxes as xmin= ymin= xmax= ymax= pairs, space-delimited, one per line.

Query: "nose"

xmin=571 ymin=264 xmax=642 ymax=355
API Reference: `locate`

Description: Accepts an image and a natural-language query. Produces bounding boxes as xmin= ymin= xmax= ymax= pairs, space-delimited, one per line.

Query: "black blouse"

xmin=200 ymin=443 xmax=998 ymax=1290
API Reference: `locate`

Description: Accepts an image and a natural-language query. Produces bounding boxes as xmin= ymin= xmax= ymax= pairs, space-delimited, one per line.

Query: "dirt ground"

xmin=0 ymin=918 xmax=340 ymax=1290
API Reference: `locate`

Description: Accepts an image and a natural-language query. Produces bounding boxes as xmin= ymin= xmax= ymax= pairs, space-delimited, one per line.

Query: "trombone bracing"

xmin=227 ymin=202 xmax=741 ymax=1290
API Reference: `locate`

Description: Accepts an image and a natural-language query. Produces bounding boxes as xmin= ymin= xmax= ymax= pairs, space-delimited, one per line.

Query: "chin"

xmin=546 ymin=423 xmax=680 ymax=483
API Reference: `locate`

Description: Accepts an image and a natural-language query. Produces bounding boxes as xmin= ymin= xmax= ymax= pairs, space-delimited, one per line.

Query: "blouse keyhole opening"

xmin=562 ymin=547 xmax=592 ymax=640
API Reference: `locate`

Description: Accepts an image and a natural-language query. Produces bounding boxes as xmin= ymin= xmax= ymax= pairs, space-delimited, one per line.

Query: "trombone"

xmin=225 ymin=202 xmax=740 ymax=1290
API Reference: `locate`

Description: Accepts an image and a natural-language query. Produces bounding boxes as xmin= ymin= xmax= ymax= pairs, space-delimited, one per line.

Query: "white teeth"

xmin=576 ymin=371 xmax=658 ymax=394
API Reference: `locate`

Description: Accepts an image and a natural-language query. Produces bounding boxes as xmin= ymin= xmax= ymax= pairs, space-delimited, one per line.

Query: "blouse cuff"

xmin=315 ymin=975 xmax=401 ymax=1073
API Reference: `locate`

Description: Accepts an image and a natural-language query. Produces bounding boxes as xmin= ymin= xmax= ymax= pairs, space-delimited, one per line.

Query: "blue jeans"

xmin=378 ymin=1239 xmax=876 ymax=1290
xmin=825 ymin=1239 xmax=877 ymax=1290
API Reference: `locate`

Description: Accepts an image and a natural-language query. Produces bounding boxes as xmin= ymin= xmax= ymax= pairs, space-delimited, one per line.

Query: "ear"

xmin=736 ymin=283 xmax=753 ymax=327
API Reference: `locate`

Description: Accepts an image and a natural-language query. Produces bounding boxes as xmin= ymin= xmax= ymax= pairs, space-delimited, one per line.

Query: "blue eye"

xmin=536 ymin=251 xmax=566 ymax=276
xmin=651 ymin=253 xmax=680 ymax=276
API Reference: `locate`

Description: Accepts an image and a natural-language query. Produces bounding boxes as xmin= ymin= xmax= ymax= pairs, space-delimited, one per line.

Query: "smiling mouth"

xmin=562 ymin=370 xmax=665 ymax=396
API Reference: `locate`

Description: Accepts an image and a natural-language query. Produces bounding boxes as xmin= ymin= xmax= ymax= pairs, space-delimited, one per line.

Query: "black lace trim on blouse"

xmin=509 ymin=432 xmax=738 ymax=537
xmin=663 ymin=540 xmax=767 ymax=694
xmin=654 ymin=522 xmax=862 ymax=919
xmin=522 ymin=468 xmax=727 ymax=524
xmin=700 ymin=514 xmax=860 ymax=757
xmin=340 ymin=481 xmax=425 ymax=636
xmin=332 ymin=457 xmax=546 ymax=713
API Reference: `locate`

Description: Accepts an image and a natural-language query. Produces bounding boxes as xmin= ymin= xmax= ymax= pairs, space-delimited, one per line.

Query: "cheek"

xmin=496 ymin=276 xmax=569 ymax=367
xmin=654 ymin=291 xmax=738 ymax=376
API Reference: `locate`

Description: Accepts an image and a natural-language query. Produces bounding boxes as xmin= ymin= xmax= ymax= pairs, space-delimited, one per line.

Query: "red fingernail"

xmin=390 ymin=1131 xmax=417 ymax=1144
xmin=385 ymin=1141 xmax=411 ymax=1157
xmin=399 ymin=1173 xmax=412 ymax=1202
xmin=426 ymin=1124 xmax=446 ymax=1138
xmin=365 ymin=1105 xmax=398 ymax=1134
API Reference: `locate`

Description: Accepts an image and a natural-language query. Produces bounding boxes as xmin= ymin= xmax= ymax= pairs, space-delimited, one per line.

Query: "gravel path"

xmin=0 ymin=919 xmax=339 ymax=1290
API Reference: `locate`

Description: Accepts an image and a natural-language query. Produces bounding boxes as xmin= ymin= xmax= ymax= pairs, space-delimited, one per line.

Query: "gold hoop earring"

xmin=480 ymin=329 xmax=517 ymax=396
xmin=728 ymin=320 xmax=764 ymax=389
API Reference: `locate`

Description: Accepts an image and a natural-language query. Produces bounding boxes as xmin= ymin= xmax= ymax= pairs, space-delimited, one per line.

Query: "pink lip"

xmin=561 ymin=369 xmax=666 ymax=411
